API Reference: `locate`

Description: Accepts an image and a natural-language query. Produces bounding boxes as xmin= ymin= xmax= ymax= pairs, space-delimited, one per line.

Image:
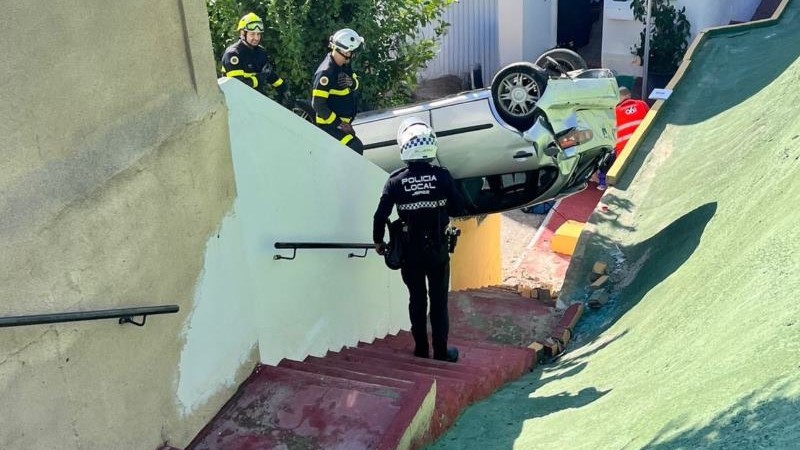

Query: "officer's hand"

xmin=338 ymin=73 xmax=354 ymax=88
xmin=374 ymin=242 xmax=387 ymax=255
xmin=338 ymin=122 xmax=354 ymax=134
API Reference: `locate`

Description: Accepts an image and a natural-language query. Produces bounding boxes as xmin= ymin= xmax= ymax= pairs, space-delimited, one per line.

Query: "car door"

xmin=353 ymin=106 xmax=431 ymax=173
xmin=430 ymin=93 xmax=541 ymax=180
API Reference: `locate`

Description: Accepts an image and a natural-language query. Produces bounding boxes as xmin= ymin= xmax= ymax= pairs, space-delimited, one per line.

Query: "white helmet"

xmin=398 ymin=117 xmax=438 ymax=162
xmin=330 ymin=28 xmax=365 ymax=53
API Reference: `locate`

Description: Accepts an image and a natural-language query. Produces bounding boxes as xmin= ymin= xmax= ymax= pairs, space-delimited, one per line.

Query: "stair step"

xmin=330 ymin=349 xmax=487 ymax=400
xmin=367 ymin=334 xmax=534 ymax=384
xmin=278 ymin=358 xmax=416 ymax=391
xmin=277 ymin=359 xmax=435 ymax=450
xmin=304 ymin=354 xmax=471 ymax=438
xmin=187 ymin=365 xmax=409 ymax=450
xmin=447 ymin=290 xmax=557 ymax=346
xmin=346 ymin=345 xmax=502 ymax=394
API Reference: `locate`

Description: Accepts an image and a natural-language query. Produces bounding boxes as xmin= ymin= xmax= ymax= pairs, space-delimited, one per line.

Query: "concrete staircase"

xmin=171 ymin=288 xmax=574 ymax=450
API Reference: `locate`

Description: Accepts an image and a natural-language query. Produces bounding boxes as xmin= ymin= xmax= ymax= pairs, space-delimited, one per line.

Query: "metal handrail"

xmin=0 ymin=305 xmax=180 ymax=328
xmin=274 ymin=242 xmax=375 ymax=260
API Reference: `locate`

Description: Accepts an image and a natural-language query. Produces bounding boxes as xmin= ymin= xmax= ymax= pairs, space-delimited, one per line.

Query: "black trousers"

xmin=400 ymin=254 xmax=450 ymax=359
xmin=319 ymin=123 xmax=364 ymax=155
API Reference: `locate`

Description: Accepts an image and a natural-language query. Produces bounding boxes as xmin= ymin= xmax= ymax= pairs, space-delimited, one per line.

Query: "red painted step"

xmin=178 ymin=286 xmax=558 ymax=450
xmin=277 ymin=359 xmax=435 ymax=450
xmin=304 ymin=353 xmax=470 ymax=439
xmin=366 ymin=332 xmax=534 ymax=387
xmin=448 ymin=290 xmax=557 ymax=346
xmin=186 ymin=365 xmax=411 ymax=450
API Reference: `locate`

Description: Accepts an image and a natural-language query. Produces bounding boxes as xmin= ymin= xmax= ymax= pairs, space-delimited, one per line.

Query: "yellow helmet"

xmin=237 ymin=13 xmax=264 ymax=32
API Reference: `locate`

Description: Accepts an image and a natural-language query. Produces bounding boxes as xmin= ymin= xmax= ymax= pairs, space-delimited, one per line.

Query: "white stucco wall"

xmin=176 ymin=79 xmax=409 ymax=413
xmin=499 ymin=0 xmax=558 ymax=68
xmin=602 ymin=0 xmax=761 ymax=76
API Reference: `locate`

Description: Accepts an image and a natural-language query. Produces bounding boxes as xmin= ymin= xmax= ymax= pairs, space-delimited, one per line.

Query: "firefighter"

xmin=220 ymin=13 xmax=290 ymax=106
xmin=311 ymin=28 xmax=364 ymax=154
xmin=373 ymin=118 xmax=466 ymax=362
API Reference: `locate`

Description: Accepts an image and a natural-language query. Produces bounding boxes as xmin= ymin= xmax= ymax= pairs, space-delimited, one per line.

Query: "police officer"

xmin=221 ymin=13 xmax=290 ymax=106
xmin=373 ymin=118 xmax=466 ymax=362
xmin=311 ymin=28 xmax=364 ymax=154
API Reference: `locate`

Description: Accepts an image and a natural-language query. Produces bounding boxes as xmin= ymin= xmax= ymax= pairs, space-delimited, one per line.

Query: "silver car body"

xmin=352 ymin=68 xmax=619 ymax=214
xmin=353 ymin=69 xmax=618 ymax=178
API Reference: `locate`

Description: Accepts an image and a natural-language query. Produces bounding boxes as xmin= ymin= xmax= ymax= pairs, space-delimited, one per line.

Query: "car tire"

xmin=535 ymin=48 xmax=588 ymax=77
xmin=292 ymin=99 xmax=315 ymax=124
xmin=490 ymin=62 xmax=548 ymax=131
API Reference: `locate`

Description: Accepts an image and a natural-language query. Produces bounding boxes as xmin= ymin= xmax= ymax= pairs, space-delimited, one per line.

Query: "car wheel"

xmin=534 ymin=48 xmax=588 ymax=77
xmin=490 ymin=63 xmax=547 ymax=131
xmin=292 ymin=99 xmax=315 ymax=124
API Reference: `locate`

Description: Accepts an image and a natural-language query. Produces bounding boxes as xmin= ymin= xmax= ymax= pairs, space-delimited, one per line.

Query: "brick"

xmin=590 ymin=275 xmax=609 ymax=290
xmin=527 ymin=342 xmax=546 ymax=364
xmin=588 ymin=289 xmax=609 ymax=309
xmin=554 ymin=326 xmax=572 ymax=345
xmin=542 ymin=338 xmax=561 ymax=358
xmin=557 ymin=303 xmax=584 ymax=330
xmin=592 ymin=261 xmax=607 ymax=275
xmin=536 ymin=288 xmax=552 ymax=302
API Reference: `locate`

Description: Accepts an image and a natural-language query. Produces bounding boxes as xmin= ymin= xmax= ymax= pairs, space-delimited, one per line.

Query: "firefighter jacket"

xmin=221 ymin=39 xmax=286 ymax=95
xmin=373 ymin=162 xmax=466 ymax=253
xmin=615 ymin=98 xmax=650 ymax=156
xmin=311 ymin=53 xmax=360 ymax=128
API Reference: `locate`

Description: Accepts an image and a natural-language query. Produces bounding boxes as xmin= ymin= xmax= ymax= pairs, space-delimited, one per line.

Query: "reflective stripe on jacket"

xmin=615 ymin=98 xmax=650 ymax=156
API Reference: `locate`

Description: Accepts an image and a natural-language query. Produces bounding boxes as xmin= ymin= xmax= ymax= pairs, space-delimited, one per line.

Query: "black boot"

xmin=434 ymin=346 xmax=459 ymax=363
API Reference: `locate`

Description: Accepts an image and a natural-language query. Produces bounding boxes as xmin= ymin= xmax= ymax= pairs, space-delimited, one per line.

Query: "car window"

xmin=455 ymin=168 xmax=560 ymax=216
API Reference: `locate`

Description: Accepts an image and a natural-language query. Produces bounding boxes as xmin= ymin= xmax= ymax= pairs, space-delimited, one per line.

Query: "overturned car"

xmin=299 ymin=49 xmax=620 ymax=217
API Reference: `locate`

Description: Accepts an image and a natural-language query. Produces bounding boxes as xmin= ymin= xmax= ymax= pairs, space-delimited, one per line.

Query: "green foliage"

xmin=630 ymin=0 xmax=691 ymax=74
xmin=205 ymin=0 xmax=455 ymax=109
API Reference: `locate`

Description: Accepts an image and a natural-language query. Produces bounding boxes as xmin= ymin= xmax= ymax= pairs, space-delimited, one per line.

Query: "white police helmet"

xmin=330 ymin=28 xmax=365 ymax=53
xmin=398 ymin=117 xmax=438 ymax=162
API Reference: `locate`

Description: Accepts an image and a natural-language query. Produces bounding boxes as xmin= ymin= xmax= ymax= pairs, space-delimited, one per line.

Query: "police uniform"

xmin=311 ymin=53 xmax=363 ymax=154
xmin=373 ymin=162 xmax=466 ymax=360
xmin=221 ymin=39 xmax=287 ymax=100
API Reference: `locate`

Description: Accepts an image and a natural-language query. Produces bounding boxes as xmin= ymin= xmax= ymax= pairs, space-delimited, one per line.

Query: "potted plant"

xmin=630 ymin=0 xmax=691 ymax=89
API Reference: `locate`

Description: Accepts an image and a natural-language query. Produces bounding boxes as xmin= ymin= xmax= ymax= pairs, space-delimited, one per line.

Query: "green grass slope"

xmin=429 ymin=3 xmax=800 ymax=449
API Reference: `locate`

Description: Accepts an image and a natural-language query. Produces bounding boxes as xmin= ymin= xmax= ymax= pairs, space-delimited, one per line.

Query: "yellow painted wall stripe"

xmin=449 ymin=215 xmax=502 ymax=291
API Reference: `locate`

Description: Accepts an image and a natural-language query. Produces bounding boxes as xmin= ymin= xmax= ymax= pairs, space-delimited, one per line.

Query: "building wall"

xmin=499 ymin=0 xmax=559 ymax=70
xmin=0 ymin=2 xmax=408 ymax=449
xmin=421 ymin=0 xmax=557 ymax=84
xmin=0 ymin=1 xmax=236 ymax=449
xmin=602 ymin=0 xmax=761 ymax=77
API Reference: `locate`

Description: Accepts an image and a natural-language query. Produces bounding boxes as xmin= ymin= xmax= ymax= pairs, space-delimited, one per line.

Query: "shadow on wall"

xmin=642 ymin=379 xmax=800 ymax=448
xmin=426 ymin=357 xmax=613 ymax=450
xmin=572 ymin=202 xmax=718 ymax=344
